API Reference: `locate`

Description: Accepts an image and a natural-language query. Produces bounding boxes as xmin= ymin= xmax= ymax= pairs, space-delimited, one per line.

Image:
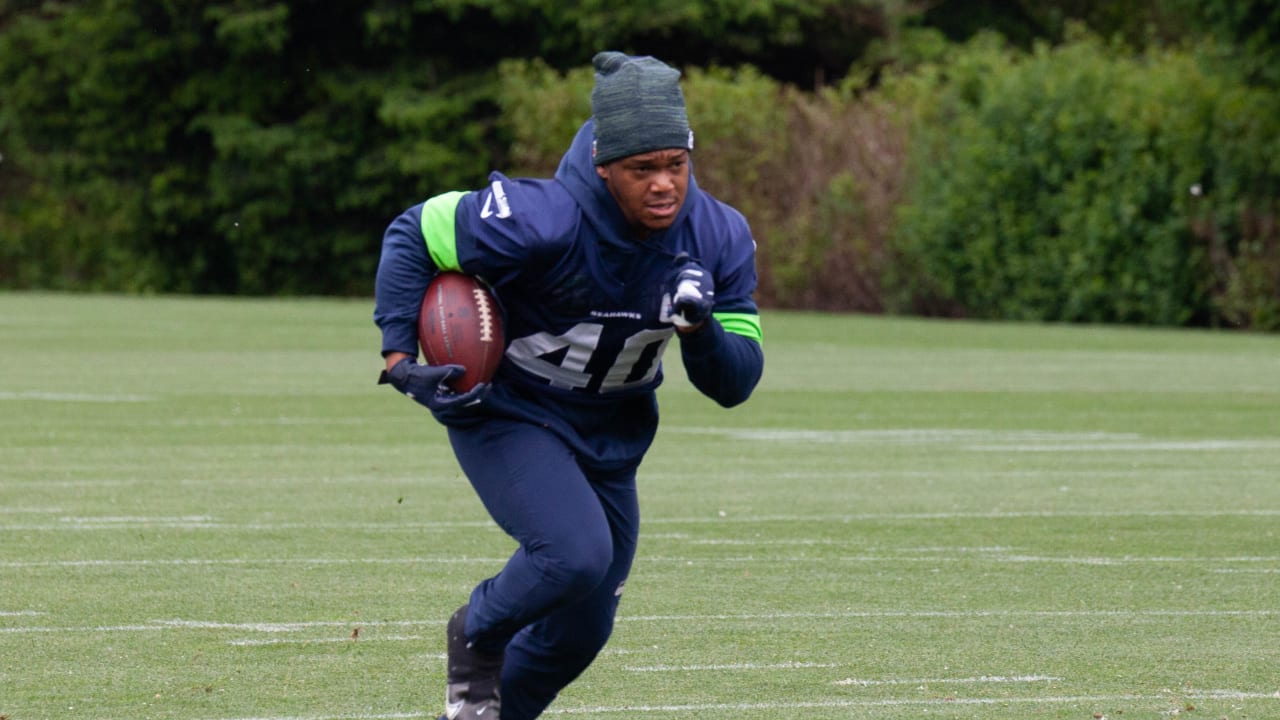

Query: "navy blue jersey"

xmin=375 ymin=120 xmax=763 ymax=469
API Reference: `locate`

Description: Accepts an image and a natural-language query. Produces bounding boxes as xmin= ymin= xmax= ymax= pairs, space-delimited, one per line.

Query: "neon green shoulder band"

xmin=419 ymin=191 xmax=468 ymax=272
xmin=715 ymin=312 xmax=763 ymax=343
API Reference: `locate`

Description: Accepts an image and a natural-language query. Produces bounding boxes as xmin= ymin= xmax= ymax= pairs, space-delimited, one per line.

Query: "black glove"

xmin=667 ymin=257 xmax=715 ymax=329
xmin=379 ymin=357 xmax=488 ymax=412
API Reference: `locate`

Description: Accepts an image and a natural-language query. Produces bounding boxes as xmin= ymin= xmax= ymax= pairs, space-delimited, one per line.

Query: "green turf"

xmin=2 ymin=291 xmax=1279 ymax=720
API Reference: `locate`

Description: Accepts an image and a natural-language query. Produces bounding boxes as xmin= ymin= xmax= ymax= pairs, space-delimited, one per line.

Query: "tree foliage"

xmin=0 ymin=0 xmax=883 ymax=294
xmin=1188 ymin=0 xmax=1280 ymax=87
xmin=0 ymin=1 xmax=1277 ymax=328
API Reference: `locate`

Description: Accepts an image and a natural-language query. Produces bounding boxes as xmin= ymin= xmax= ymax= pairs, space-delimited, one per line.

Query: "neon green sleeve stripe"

xmin=419 ymin=191 xmax=468 ymax=272
xmin=715 ymin=312 xmax=763 ymax=343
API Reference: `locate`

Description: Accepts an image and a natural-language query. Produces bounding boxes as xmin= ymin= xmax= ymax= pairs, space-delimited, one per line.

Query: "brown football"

xmin=418 ymin=272 xmax=504 ymax=392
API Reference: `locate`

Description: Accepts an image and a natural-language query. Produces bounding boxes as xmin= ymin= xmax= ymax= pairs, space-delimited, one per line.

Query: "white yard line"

xmin=972 ymin=441 xmax=1280 ymax=451
xmin=154 ymin=619 xmax=430 ymax=632
xmin=5 ymin=609 xmax=1277 ymax=636
xmin=209 ymin=707 xmax=424 ymax=712
xmin=8 ymin=467 xmax=1276 ymax=491
xmin=0 ymin=519 xmax=497 ymax=531
xmin=546 ymin=692 xmax=1280 ymax=714
xmin=646 ymin=509 xmax=1280 ymax=523
xmin=193 ymin=690 xmax=1280 ymax=719
xmin=625 ymin=661 xmax=841 ymax=672
xmin=663 ymin=427 xmax=1280 ymax=452
xmin=5 ymin=508 xmax=1280 ymax=532
xmin=0 ymin=557 xmax=508 ymax=568
xmin=620 ymin=609 xmax=1280 ymax=622
xmin=209 ymin=707 xmax=427 ymax=712
xmin=4 ymin=553 xmax=1277 ymax=569
xmin=834 ymin=673 xmax=1060 ymax=686
xmin=668 ymin=428 xmax=1140 ymax=443
xmin=226 ymin=635 xmax=426 ymax=646
xmin=768 ymin=468 xmax=1280 ymax=479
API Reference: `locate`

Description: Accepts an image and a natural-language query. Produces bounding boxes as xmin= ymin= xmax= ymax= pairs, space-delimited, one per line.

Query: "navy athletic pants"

xmin=447 ymin=418 xmax=641 ymax=720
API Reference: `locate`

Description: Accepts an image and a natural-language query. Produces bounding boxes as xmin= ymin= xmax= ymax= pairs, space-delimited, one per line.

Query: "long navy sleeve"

xmin=373 ymin=206 xmax=437 ymax=358
xmin=678 ymin=318 xmax=764 ymax=408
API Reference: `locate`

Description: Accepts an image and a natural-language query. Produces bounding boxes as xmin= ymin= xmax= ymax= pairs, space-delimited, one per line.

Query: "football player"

xmin=373 ymin=51 xmax=764 ymax=720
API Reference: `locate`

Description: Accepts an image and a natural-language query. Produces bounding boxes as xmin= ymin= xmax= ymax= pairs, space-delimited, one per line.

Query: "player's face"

xmin=596 ymin=149 xmax=690 ymax=236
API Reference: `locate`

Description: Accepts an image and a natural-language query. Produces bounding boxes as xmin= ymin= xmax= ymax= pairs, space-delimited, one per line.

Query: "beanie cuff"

xmin=592 ymin=128 xmax=694 ymax=165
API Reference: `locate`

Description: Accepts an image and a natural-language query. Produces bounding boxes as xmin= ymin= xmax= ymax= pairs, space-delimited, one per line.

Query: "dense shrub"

xmin=887 ymin=31 xmax=1280 ymax=328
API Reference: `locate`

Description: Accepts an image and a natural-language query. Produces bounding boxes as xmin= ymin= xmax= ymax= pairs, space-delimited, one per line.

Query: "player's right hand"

xmin=668 ymin=259 xmax=715 ymax=330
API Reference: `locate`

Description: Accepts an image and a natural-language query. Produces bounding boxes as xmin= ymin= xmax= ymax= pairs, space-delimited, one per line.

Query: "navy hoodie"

xmin=374 ymin=120 xmax=763 ymax=469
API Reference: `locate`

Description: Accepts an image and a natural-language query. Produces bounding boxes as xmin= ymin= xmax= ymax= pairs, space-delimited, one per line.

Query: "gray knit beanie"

xmin=590 ymin=51 xmax=693 ymax=166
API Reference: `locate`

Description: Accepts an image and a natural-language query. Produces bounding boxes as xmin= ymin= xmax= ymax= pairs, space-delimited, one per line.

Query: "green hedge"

xmin=886 ymin=31 xmax=1280 ymax=328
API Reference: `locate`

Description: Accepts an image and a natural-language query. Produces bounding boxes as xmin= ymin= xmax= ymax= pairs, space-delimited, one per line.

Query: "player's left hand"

xmin=666 ymin=257 xmax=714 ymax=330
xmin=379 ymin=357 xmax=489 ymax=413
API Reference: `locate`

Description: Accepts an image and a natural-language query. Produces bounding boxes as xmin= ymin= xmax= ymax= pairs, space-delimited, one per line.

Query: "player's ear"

xmin=595 ymin=164 xmax=609 ymax=181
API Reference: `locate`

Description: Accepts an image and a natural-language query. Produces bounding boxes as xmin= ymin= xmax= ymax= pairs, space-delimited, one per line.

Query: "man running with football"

xmin=373 ymin=51 xmax=764 ymax=720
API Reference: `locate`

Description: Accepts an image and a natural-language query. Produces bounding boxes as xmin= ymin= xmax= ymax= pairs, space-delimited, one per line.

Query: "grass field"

xmin=3 ymin=292 xmax=1279 ymax=720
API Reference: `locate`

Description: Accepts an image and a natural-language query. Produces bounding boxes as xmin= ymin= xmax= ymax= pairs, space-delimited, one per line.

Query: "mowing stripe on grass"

xmin=1 ymin=479 xmax=140 ymax=488
xmin=0 ymin=391 xmax=155 ymax=402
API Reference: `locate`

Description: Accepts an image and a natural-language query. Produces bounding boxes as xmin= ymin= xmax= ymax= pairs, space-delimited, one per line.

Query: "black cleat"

xmin=439 ymin=604 xmax=503 ymax=720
